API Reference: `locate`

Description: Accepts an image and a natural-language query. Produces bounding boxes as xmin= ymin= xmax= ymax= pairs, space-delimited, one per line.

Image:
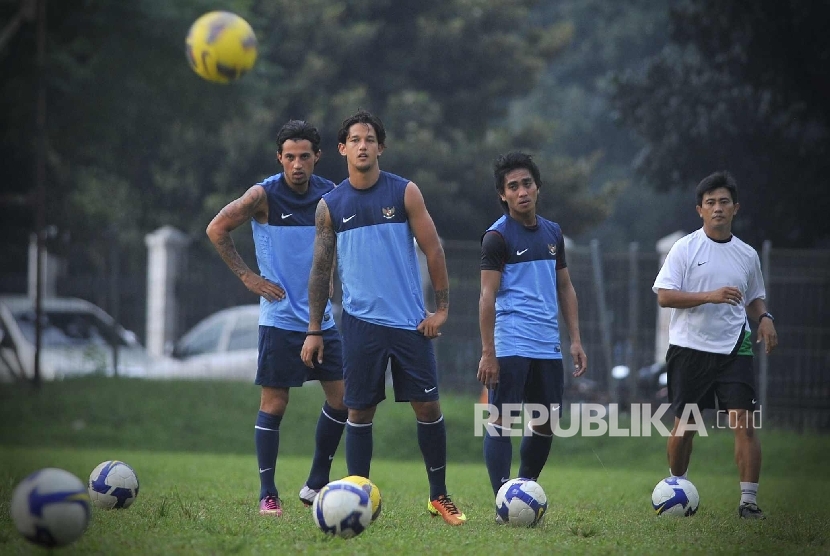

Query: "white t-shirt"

xmin=653 ymin=228 xmax=765 ymax=354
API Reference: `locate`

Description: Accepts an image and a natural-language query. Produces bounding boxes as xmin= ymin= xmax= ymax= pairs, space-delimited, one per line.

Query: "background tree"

xmin=610 ymin=0 xmax=830 ymax=247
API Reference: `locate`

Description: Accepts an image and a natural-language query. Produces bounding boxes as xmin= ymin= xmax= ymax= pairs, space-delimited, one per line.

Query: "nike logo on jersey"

xmin=424 ymin=386 xmax=437 ymax=393
xmin=281 ymin=213 xmax=292 ymax=219
xmin=517 ymin=249 xmax=529 ymax=255
xmin=697 ymin=261 xmax=707 ymax=266
xmin=429 ymin=465 xmax=445 ymax=472
xmin=343 ymin=214 xmax=356 ymax=223
xmin=259 ymin=467 xmax=273 ymax=474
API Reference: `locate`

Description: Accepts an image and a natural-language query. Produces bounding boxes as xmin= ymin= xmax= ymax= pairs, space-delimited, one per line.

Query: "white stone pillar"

xmin=654 ymin=231 xmax=686 ymax=363
xmin=28 ymin=232 xmax=60 ymax=298
xmin=145 ymin=226 xmax=189 ymax=357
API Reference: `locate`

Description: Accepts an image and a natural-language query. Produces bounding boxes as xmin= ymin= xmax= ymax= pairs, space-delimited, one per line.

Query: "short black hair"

xmin=493 ymin=152 xmax=543 ymax=213
xmin=276 ymin=120 xmax=321 ymax=154
xmin=695 ymin=171 xmax=738 ymax=205
xmin=337 ymin=109 xmax=386 ymax=146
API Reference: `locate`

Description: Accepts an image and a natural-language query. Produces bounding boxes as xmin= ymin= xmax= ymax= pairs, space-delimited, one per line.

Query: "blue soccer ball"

xmin=495 ymin=478 xmax=548 ymax=527
xmin=11 ymin=468 xmax=91 ymax=547
xmin=312 ymin=479 xmax=373 ymax=538
xmin=88 ymin=460 xmax=139 ymax=509
xmin=652 ymin=477 xmax=699 ymax=516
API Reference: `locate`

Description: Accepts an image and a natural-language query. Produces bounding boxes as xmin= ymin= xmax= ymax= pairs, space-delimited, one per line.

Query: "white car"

xmin=149 ymin=304 xmax=260 ymax=380
xmin=149 ymin=303 xmax=345 ymax=381
xmin=0 ymin=295 xmax=156 ymax=381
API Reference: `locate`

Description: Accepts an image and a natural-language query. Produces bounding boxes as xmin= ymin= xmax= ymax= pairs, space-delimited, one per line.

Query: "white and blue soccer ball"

xmin=88 ymin=460 xmax=139 ymax=509
xmin=11 ymin=468 xmax=91 ymax=548
xmin=312 ymin=479 xmax=374 ymax=538
xmin=652 ymin=477 xmax=699 ymax=516
xmin=495 ymin=478 xmax=548 ymax=527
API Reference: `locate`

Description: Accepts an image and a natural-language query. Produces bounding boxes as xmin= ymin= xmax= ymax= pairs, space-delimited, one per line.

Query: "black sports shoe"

xmin=738 ymin=502 xmax=766 ymax=519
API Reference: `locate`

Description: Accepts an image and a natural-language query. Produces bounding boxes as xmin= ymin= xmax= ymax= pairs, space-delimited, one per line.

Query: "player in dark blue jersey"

xmin=478 ymin=152 xmax=588 ymax=514
xmin=300 ymin=110 xmax=466 ymax=526
xmin=207 ymin=120 xmax=347 ymax=518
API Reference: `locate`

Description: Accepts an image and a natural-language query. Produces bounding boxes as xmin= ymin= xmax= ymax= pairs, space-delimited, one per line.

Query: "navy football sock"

xmin=484 ymin=426 xmax=512 ymax=496
xmin=417 ymin=416 xmax=448 ymax=500
xmin=306 ymin=403 xmax=348 ymax=489
xmin=345 ymin=421 xmax=373 ymax=478
xmin=255 ymin=410 xmax=282 ymax=499
xmin=517 ymin=427 xmax=553 ymax=481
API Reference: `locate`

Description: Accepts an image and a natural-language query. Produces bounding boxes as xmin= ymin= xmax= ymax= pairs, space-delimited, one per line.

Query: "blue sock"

xmin=417 ymin=416 xmax=447 ymax=500
xmin=484 ymin=426 xmax=512 ymax=496
xmin=517 ymin=428 xmax=553 ymax=481
xmin=255 ymin=410 xmax=282 ymax=500
xmin=306 ymin=403 xmax=348 ymax=489
xmin=345 ymin=421 xmax=373 ymax=478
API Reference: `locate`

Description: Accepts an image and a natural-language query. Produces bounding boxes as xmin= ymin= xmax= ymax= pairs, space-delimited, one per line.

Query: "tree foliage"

xmin=611 ymin=0 xmax=830 ymax=247
xmin=0 ymin=0 xmax=614 ymax=279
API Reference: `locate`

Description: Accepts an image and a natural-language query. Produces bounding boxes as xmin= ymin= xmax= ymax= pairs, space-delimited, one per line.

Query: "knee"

xmin=348 ymin=407 xmax=375 ymax=425
xmin=412 ymin=400 xmax=442 ymax=422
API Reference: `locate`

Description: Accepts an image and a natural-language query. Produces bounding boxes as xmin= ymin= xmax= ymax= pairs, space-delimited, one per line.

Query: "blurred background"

xmin=0 ymin=0 xmax=828 ymax=428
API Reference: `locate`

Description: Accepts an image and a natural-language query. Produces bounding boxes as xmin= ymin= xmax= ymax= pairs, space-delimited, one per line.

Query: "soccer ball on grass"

xmin=185 ymin=11 xmax=257 ymax=83
xmin=495 ymin=478 xmax=548 ymax=527
xmin=342 ymin=475 xmax=382 ymax=522
xmin=312 ymin=479 xmax=373 ymax=539
xmin=10 ymin=468 xmax=91 ymax=548
xmin=88 ymin=460 xmax=139 ymax=509
xmin=652 ymin=477 xmax=699 ymax=516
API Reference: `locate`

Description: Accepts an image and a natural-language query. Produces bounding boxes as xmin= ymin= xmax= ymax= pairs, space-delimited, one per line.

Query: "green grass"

xmin=1 ymin=378 xmax=829 ymax=554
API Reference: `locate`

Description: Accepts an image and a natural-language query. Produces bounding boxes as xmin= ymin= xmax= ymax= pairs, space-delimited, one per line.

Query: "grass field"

xmin=1 ymin=378 xmax=828 ymax=554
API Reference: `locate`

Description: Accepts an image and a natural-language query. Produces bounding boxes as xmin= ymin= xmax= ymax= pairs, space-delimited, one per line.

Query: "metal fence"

xmin=4 ymin=237 xmax=829 ymax=430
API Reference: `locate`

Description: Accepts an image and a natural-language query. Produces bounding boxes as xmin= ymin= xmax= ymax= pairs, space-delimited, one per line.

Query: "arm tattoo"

xmin=308 ymin=200 xmax=335 ymax=327
xmin=211 ymin=186 xmax=264 ymax=279
xmin=434 ymin=288 xmax=449 ymax=311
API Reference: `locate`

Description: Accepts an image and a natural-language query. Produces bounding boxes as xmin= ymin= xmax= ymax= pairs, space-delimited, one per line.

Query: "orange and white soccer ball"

xmin=185 ymin=11 xmax=257 ymax=83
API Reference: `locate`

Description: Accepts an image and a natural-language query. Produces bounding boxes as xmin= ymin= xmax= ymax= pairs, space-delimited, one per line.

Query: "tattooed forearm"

xmin=434 ymin=288 xmax=449 ymax=311
xmin=207 ymin=185 xmax=265 ymax=281
xmin=308 ymin=200 xmax=336 ymax=327
xmin=214 ymin=234 xmax=251 ymax=279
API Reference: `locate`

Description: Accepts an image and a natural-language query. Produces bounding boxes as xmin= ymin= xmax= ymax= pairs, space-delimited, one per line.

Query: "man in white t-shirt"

xmin=653 ymin=171 xmax=778 ymax=519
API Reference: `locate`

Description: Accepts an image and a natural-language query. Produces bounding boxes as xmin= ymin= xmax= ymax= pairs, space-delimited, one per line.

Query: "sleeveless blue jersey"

xmin=485 ymin=214 xmax=565 ymax=358
xmin=323 ymin=171 xmax=425 ymax=329
xmin=252 ymin=173 xmax=337 ymax=331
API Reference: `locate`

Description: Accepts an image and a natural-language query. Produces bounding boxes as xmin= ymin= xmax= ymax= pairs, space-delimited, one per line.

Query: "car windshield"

xmin=14 ymin=309 xmax=128 ymax=348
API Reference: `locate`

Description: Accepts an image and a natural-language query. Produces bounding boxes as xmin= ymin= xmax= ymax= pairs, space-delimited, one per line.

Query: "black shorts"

xmin=666 ymin=345 xmax=757 ymax=419
xmin=488 ymin=357 xmax=564 ymax=411
xmin=256 ymin=326 xmax=343 ymax=388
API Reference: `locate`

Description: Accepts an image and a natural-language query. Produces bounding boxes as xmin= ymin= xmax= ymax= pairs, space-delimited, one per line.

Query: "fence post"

xmin=627 ymin=242 xmax=640 ymax=395
xmin=590 ymin=239 xmax=614 ymax=387
xmin=145 ymin=226 xmax=189 ymax=357
xmin=760 ymin=240 xmax=772 ymax=412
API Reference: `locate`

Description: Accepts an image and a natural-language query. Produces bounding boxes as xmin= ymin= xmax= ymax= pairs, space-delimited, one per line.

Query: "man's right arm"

xmin=307 ymin=199 xmax=336 ymax=331
xmin=657 ymin=287 xmax=743 ymax=308
xmin=206 ymin=184 xmax=284 ymax=302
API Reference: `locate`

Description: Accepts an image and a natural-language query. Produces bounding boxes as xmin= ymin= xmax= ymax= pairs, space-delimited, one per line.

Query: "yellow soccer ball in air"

xmin=185 ymin=11 xmax=257 ymax=83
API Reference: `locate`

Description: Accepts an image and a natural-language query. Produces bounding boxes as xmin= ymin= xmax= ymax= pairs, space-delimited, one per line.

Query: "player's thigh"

xmin=340 ymin=311 xmax=389 ymax=410
xmin=714 ymin=355 xmax=757 ymax=411
xmin=489 ymin=356 xmax=532 ymax=407
xmin=388 ymin=328 xmax=439 ymax=403
xmin=665 ymin=345 xmax=724 ymax=417
xmin=256 ymin=326 xmax=311 ymax=388
xmin=525 ymin=359 xmax=564 ymax=409
xmin=307 ymin=328 xmax=344 ymax=383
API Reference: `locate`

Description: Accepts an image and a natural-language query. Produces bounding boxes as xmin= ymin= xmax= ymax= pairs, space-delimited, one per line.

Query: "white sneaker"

xmin=299 ymin=484 xmax=320 ymax=507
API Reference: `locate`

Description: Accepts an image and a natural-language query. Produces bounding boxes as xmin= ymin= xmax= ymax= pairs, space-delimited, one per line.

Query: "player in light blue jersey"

xmin=300 ymin=110 xmax=466 ymax=526
xmin=207 ymin=120 xmax=347 ymax=518
xmin=478 ymin=152 xmax=588 ymax=515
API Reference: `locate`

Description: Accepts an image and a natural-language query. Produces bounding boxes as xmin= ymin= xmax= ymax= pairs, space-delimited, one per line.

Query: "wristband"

xmin=306 ymin=330 xmax=324 ymax=336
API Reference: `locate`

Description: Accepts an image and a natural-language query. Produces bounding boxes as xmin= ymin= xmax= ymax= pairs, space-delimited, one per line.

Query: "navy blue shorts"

xmin=488 ymin=357 xmax=564 ymax=411
xmin=256 ymin=326 xmax=343 ymax=388
xmin=340 ymin=311 xmax=439 ymax=409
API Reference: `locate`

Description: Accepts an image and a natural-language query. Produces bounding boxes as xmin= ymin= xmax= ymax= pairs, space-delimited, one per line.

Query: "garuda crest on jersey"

xmin=548 ymin=244 xmax=557 ymax=256
xmin=382 ymin=207 xmax=396 ymax=219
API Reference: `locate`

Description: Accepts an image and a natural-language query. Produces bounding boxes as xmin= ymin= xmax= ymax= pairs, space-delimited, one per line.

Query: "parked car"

xmin=149 ymin=304 xmax=260 ymax=380
xmin=150 ymin=302 xmax=344 ymax=381
xmin=0 ymin=295 xmax=156 ymax=381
